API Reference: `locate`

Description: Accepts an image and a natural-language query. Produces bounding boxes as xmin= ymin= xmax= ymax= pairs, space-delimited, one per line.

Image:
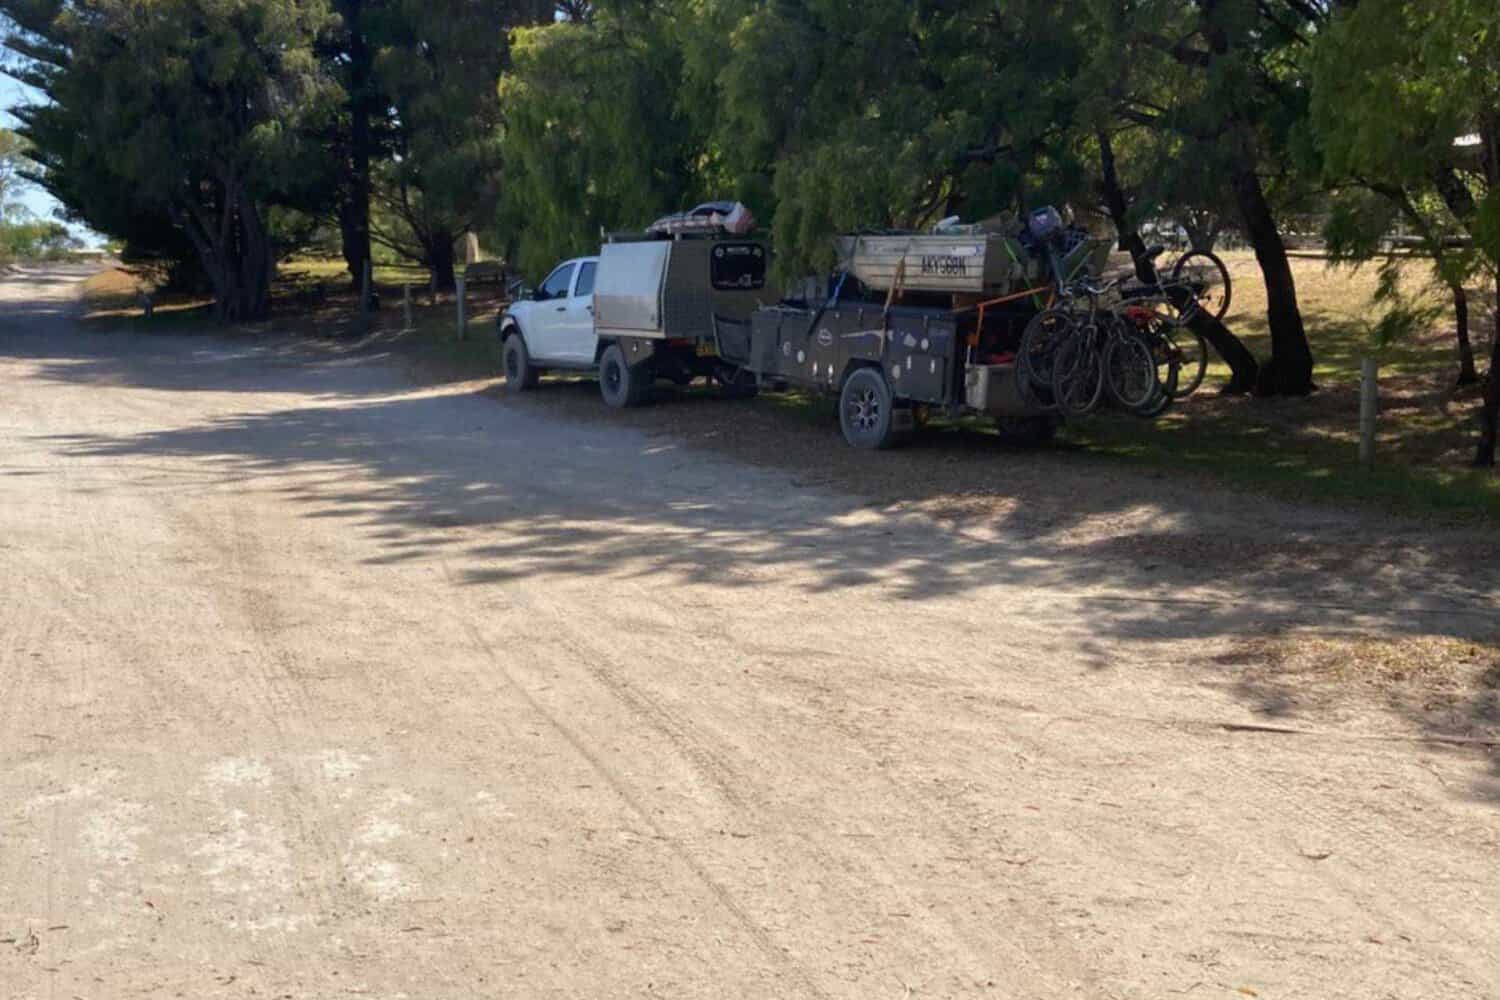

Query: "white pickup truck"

xmin=498 ymin=234 xmax=767 ymax=405
xmin=496 ymin=255 xmax=599 ymax=390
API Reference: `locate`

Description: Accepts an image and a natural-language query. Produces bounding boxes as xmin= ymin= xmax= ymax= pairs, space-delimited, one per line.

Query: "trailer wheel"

xmin=839 ymin=368 xmax=903 ymax=449
xmin=993 ymin=416 xmax=1057 ymax=447
xmin=714 ymin=364 xmax=759 ymax=400
xmin=501 ymin=331 xmax=539 ymax=392
xmin=599 ymin=343 xmax=649 ymax=408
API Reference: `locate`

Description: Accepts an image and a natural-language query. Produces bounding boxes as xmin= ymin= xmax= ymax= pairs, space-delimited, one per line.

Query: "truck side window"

xmin=711 ymin=243 xmax=766 ymax=291
xmin=573 ymin=261 xmax=597 ymax=298
xmin=538 ymin=263 xmax=576 ymax=301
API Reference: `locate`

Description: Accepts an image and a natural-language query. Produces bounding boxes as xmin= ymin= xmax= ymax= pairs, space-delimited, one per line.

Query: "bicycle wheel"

xmin=1171 ymin=250 xmax=1231 ymax=321
xmin=1016 ymin=308 xmax=1074 ymax=410
xmin=1104 ymin=327 xmax=1161 ymax=413
xmin=1161 ymin=323 xmax=1207 ymax=399
xmin=1053 ymin=327 xmax=1105 ymax=416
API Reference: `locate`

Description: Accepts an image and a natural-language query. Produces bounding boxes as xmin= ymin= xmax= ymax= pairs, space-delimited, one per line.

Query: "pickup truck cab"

xmin=497 ymin=256 xmax=599 ymax=391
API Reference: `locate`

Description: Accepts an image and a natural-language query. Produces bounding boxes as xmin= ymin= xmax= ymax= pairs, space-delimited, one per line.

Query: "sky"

xmin=2 ymin=74 xmax=68 ymax=223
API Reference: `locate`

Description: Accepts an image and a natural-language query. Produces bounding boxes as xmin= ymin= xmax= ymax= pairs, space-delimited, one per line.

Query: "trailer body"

xmin=725 ymin=298 xmax=1039 ymax=416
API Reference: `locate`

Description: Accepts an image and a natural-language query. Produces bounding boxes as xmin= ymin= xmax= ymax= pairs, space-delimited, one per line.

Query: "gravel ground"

xmin=3 ymin=264 xmax=1498 ymax=1000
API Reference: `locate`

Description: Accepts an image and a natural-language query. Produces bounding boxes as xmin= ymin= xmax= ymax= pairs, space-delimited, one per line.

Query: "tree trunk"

xmin=173 ymin=190 xmax=272 ymax=325
xmin=1098 ymin=129 xmax=1258 ymax=392
xmin=1230 ymin=160 xmax=1313 ymax=396
xmin=1475 ymin=286 xmax=1500 ymax=467
xmin=1451 ymin=282 xmax=1480 ymax=387
xmin=424 ymin=231 xmax=457 ymax=291
xmin=338 ymin=0 xmax=373 ymax=293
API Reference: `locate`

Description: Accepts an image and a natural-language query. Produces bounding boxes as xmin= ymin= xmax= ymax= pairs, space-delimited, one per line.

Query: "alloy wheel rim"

xmin=849 ymin=388 xmax=880 ymax=432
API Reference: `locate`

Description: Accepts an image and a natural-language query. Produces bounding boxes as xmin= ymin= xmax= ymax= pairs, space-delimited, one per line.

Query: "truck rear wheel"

xmin=599 ymin=343 xmax=649 ymax=408
xmin=839 ymin=368 xmax=904 ymax=449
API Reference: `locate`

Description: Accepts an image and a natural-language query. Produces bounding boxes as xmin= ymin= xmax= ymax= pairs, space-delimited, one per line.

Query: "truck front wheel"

xmin=599 ymin=343 xmax=649 ymax=409
xmin=839 ymin=368 xmax=904 ymax=449
xmin=502 ymin=331 xmax=539 ymax=392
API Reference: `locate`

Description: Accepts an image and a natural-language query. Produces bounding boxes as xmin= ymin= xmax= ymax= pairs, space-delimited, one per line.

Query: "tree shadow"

xmin=0 ymin=320 xmax=417 ymax=400
xmin=35 ymin=332 xmax=1500 ymax=800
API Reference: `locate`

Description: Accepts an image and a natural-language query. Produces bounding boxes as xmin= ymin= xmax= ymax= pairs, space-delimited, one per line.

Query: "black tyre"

xmin=839 ymin=367 xmax=901 ymax=449
xmin=599 ymin=343 xmax=649 ymax=408
xmin=714 ymin=364 xmax=760 ymax=400
xmin=1104 ymin=328 xmax=1161 ymax=413
xmin=1053 ymin=328 xmax=1105 ymax=416
xmin=1161 ymin=324 xmax=1208 ymax=399
xmin=1016 ymin=308 xmax=1073 ymax=411
xmin=1172 ymin=250 xmax=1231 ymax=321
xmin=501 ymin=331 xmax=539 ymax=392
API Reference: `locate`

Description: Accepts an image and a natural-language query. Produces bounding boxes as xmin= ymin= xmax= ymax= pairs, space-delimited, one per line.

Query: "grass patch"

xmin=1065 ymin=250 xmax=1499 ymax=518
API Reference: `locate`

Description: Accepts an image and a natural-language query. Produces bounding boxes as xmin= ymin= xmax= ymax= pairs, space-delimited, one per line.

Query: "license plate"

xmin=695 ymin=341 xmax=717 ymax=357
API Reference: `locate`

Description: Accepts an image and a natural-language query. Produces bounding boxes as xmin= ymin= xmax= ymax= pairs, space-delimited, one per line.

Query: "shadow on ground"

xmin=29 ymin=326 xmax=1500 ymax=796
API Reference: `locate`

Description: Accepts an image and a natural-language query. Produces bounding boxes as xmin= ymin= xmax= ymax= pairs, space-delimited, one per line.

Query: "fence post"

xmin=1359 ymin=357 xmax=1378 ymax=471
xmin=455 ymin=275 xmax=467 ymax=340
xmin=402 ymin=283 xmax=413 ymax=331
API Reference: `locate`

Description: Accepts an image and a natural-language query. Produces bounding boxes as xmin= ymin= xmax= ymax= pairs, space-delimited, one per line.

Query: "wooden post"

xmin=402 ymin=284 xmax=413 ymax=331
xmin=1359 ymin=357 xmax=1378 ymax=471
xmin=455 ymin=275 xmax=467 ymax=340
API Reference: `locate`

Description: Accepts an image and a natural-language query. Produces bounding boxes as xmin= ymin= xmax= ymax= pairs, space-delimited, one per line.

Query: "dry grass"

xmin=1223 ymin=631 xmax=1500 ymax=732
xmin=79 ymin=264 xmax=216 ymax=324
xmin=1064 ymin=251 xmax=1500 ymax=518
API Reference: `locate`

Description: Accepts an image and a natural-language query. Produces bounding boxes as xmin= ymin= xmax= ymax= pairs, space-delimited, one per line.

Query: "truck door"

xmin=529 ymin=261 xmax=577 ymax=363
xmin=563 ymin=260 xmax=599 ymax=363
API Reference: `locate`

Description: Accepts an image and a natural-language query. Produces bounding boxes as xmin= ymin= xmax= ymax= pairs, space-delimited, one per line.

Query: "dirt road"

xmin=3 ymin=265 xmax=1497 ymax=999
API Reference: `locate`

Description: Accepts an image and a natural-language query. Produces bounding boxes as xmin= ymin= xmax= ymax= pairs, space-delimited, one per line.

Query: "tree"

xmin=323 ymin=0 xmax=384 ymax=291
xmin=498 ymin=5 xmax=703 ymax=277
xmin=1322 ymin=186 xmax=1483 ymax=387
xmin=3 ymin=0 xmax=338 ymax=321
xmin=1309 ymin=0 xmax=1500 ymax=465
xmin=0 ymin=216 xmax=79 ymax=258
xmin=1104 ymin=0 xmax=1323 ymax=397
xmin=692 ymin=0 xmax=1089 ymax=280
xmin=367 ymin=0 xmax=514 ymax=289
xmin=0 ymin=127 xmax=26 ymax=216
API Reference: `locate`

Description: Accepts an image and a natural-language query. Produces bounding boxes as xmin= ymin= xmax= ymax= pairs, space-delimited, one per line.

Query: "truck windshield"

xmin=710 ymin=243 xmax=766 ymax=291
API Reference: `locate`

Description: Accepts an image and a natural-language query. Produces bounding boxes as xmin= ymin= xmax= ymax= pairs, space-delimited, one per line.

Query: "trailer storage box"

xmin=835 ymin=233 xmax=1041 ymax=296
xmin=963 ymin=363 xmax=1032 ymax=416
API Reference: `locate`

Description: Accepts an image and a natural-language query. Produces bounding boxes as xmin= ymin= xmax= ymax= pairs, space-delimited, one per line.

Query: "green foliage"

xmin=365 ymin=0 xmax=511 ymax=282
xmin=0 ymin=216 xmax=79 ymax=260
xmin=4 ymin=0 xmax=340 ymax=317
xmin=498 ymin=10 xmax=703 ymax=277
xmin=703 ymin=0 xmax=1089 ymax=278
xmin=0 ymin=127 xmax=27 ymax=217
xmin=1310 ymin=0 xmax=1499 ymax=274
